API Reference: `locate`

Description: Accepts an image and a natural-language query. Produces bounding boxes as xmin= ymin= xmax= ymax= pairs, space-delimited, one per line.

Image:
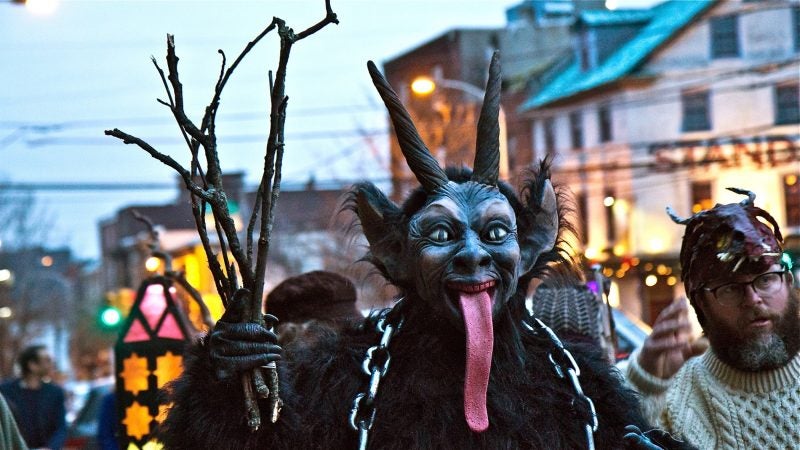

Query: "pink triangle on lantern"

xmin=124 ymin=318 xmax=150 ymax=343
xmin=140 ymin=284 xmax=168 ymax=330
xmin=157 ymin=313 xmax=185 ymax=340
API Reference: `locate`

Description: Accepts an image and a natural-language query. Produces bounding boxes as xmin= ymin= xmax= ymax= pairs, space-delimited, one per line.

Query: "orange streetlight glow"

xmin=410 ymin=77 xmax=436 ymax=96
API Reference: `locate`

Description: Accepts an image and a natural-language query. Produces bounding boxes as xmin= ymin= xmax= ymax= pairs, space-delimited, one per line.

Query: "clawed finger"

xmin=214 ymin=354 xmax=282 ymax=376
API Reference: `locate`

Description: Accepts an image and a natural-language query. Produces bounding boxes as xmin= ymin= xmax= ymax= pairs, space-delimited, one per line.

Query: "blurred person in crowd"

xmin=95 ymin=390 xmax=117 ymax=450
xmin=624 ymin=188 xmax=800 ymax=448
xmin=530 ymin=280 xmax=616 ymax=362
xmin=266 ymin=270 xmax=363 ymax=347
xmin=0 ymin=345 xmax=66 ymax=450
xmin=0 ymin=393 xmax=27 ymax=450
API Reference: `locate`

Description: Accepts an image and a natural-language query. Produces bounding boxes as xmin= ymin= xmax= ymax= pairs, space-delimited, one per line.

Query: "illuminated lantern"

xmin=114 ymin=276 xmax=193 ymax=449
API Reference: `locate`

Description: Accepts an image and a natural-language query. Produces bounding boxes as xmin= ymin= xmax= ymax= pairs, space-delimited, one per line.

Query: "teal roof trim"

xmin=579 ymin=9 xmax=653 ymax=27
xmin=521 ymin=0 xmax=715 ymax=111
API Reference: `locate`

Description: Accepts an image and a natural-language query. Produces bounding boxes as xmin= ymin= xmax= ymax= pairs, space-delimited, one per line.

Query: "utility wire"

xmin=0 ymin=104 xmax=384 ymax=130
xmin=21 ymin=128 xmax=389 ymax=147
xmin=5 ymin=59 xmax=795 ymax=152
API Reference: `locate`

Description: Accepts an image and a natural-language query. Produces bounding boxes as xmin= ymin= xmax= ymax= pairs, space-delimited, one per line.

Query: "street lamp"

xmin=6 ymin=0 xmax=59 ymax=14
xmin=411 ymin=74 xmax=509 ymax=181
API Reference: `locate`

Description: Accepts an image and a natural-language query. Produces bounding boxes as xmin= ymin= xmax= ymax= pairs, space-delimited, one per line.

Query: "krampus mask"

xmin=356 ymin=52 xmax=559 ymax=432
xmin=667 ymin=187 xmax=784 ymax=326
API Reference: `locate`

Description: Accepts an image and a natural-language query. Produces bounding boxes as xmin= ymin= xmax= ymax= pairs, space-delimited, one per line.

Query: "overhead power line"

xmin=0 ymin=177 xmax=395 ymax=193
xmin=0 ymin=104 xmax=384 ymax=130
xmin=0 ymin=182 xmax=175 ymax=191
xmin=20 ymin=128 xmax=389 ymax=148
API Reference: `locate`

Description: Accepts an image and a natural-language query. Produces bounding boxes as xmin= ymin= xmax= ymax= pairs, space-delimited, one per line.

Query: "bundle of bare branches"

xmin=105 ymin=0 xmax=338 ymax=431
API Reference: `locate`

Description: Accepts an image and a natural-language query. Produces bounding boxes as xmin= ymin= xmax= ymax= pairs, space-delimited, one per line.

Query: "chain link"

xmin=523 ymin=317 xmax=598 ymax=450
xmin=349 ymin=309 xmax=403 ymax=450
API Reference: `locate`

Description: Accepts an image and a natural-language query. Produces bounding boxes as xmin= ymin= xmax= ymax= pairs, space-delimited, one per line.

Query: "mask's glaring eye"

xmin=485 ymin=225 xmax=508 ymax=243
xmin=428 ymin=226 xmax=451 ymax=243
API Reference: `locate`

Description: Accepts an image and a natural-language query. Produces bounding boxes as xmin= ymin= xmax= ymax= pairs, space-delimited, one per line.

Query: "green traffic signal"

xmin=99 ymin=305 xmax=122 ymax=329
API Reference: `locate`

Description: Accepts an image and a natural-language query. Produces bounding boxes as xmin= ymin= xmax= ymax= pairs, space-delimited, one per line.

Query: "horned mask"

xmin=357 ymin=52 xmax=560 ymax=432
xmin=667 ymin=187 xmax=784 ymax=323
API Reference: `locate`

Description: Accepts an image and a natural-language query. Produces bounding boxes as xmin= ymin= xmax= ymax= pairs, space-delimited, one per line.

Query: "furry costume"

xmin=159 ymin=53 xmax=687 ymax=450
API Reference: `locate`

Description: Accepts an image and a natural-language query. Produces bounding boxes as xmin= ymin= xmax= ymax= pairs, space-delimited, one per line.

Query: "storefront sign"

xmin=648 ymin=134 xmax=799 ymax=172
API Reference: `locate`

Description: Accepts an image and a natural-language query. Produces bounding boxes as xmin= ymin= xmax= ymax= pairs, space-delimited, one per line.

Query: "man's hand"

xmin=637 ymin=297 xmax=706 ymax=379
xmin=209 ymin=289 xmax=282 ymax=380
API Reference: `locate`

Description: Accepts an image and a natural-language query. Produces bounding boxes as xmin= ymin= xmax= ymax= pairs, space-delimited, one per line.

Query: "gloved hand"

xmin=210 ymin=289 xmax=282 ymax=380
xmin=624 ymin=425 xmax=692 ymax=450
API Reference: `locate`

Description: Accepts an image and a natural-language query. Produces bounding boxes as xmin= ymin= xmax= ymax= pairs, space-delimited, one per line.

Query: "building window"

xmin=544 ymin=117 xmax=556 ymax=157
xmin=710 ymin=15 xmax=739 ymax=58
xmin=691 ymin=181 xmax=713 ymax=214
xmin=775 ymin=83 xmax=800 ymax=125
xmin=569 ymin=111 xmax=583 ymax=150
xmin=794 ymin=7 xmax=800 ymax=52
xmin=682 ymin=90 xmax=711 ymax=132
xmin=786 ymin=174 xmax=800 ymax=227
xmin=598 ymin=105 xmax=612 ymax=142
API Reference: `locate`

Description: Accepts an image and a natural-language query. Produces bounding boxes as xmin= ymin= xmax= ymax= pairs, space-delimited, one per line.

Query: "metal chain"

xmin=523 ymin=317 xmax=599 ymax=450
xmin=348 ymin=309 xmax=404 ymax=450
xmin=347 ymin=309 xmax=595 ymax=450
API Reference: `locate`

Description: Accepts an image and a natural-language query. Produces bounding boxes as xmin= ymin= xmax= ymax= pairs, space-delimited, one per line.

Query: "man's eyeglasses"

xmin=703 ymin=270 xmax=786 ymax=307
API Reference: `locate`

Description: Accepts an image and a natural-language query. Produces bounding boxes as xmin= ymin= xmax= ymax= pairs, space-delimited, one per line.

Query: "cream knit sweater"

xmin=626 ymin=349 xmax=800 ymax=449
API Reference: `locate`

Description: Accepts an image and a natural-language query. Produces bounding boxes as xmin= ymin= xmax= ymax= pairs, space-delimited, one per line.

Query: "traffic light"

xmin=98 ymin=304 xmax=122 ymax=331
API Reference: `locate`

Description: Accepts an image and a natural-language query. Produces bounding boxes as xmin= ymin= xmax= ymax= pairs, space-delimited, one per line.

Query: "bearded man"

xmin=625 ymin=189 xmax=800 ymax=449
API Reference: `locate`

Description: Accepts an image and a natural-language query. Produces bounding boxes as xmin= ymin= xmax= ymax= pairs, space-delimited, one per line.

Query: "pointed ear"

xmin=518 ymin=180 xmax=559 ymax=274
xmin=354 ymin=183 xmax=408 ymax=282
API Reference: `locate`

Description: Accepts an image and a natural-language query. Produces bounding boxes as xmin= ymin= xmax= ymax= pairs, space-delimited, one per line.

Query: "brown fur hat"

xmin=266 ymin=270 xmax=361 ymax=323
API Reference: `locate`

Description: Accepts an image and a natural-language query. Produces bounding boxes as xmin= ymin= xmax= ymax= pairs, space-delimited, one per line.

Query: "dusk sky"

xmin=1 ymin=0 xmax=659 ymax=260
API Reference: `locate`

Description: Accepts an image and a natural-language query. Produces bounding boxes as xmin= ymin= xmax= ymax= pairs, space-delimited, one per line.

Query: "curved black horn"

xmin=367 ymin=61 xmax=448 ymax=192
xmin=472 ymin=51 xmax=501 ymax=186
xmin=727 ymin=187 xmax=756 ymax=207
xmin=665 ymin=206 xmax=692 ymax=225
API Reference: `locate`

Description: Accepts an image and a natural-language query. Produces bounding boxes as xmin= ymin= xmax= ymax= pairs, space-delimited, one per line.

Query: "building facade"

xmin=522 ymin=0 xmax=800 ymax=322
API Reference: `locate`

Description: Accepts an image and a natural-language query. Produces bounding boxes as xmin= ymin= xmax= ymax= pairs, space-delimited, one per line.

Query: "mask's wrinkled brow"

xmin=481 ymin=200 xmax=516 ymax=225
xmin=416 ymin=194 xmax=515 ymax=228
xmin=421 ymin=198 xmax=461 ymax=218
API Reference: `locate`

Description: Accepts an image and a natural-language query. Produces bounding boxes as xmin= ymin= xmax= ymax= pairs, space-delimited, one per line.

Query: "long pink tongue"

xmin=459 ymin=291 xmax=493 ymax=432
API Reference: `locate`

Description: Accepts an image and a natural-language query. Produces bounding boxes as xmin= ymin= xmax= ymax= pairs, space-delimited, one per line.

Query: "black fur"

xmin=160 ymin=292 xmax=683 ymax=449
xmin=158 ymin=163 xmax=692 ymax=449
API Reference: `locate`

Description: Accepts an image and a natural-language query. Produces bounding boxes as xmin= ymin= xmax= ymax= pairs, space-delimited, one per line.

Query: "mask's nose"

xmin=453 ymin=231 xmax=491 ymax=273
